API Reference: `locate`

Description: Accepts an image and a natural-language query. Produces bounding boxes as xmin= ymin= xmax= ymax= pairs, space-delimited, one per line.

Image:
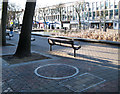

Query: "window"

xmin=62 ymin=15 xmax=64 ymax=20
xmin=89 ymin=8 xmax=91 ymax=11
xmin=114 ymin=1 xmax=118 ymax=8
xmin=105 ymin=10 xmax=108 ymax=16
xmin=96 ymin=2 xmax=99 ymax=10
xmin=76 ymin=15 xmax=77 ymax=19
xmin=93 ymin=12 xmax=95 ymax=17
xmin=115 ymin=23 xmax=117 ymax=27
xmin=110 ymin=10 xmax=113 ymax=19
xmin=84 ymin=12 xmax=86 ymax=16
xmin=101 ymin=11 xmax=104 ymax=16
xmin=58 ymin=15 xmax=59 ymax=21
xmin=65 ymin=16 xmax=67 ymax=19
xmin=105 ymin=0 xmax=109 ymax=9
xmin=89 ymin=3 xmax=92 ymax=11
xmin=101 ymin=2 xmax=104 ymax=9
xmin=92 ymin=3 xmax=95 ymax=10
xmin=86 ymin=12 xmax=88 ymax=16
xmin=92 ymin=16 xmax=95 ymax=19
xmin=89 ymin=12 xmax=91 ymax=17
xmin=97 ymin=11 xmax=99 ymax=16
xmin=110 ymin=10 xmax=113 ymax=16
xmin=110 ymin=0 xmax=114 ymax=9
xmin=114 ymin=9 xmax=118 ymax=15
xmin=73 ymin=16 xmax=75 ymax=20
xmin=119 ymin=23 xmax=120 ymax=29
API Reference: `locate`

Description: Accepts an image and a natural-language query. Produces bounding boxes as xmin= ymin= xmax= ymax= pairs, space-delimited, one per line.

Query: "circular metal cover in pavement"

xmin=34 ymin=64 xmax=79 ymax=80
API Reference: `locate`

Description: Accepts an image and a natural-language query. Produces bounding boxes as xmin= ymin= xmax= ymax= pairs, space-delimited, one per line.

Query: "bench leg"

xmin=50 ymin=45 xmax=52 ymax=51
xmin=74 ymin=49 xmax=76 ymax=57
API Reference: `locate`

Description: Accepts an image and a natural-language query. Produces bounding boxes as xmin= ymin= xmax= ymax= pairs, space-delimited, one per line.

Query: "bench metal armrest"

xmin=72 ymin=41 xmax=81 ymax=50
xmin=48 ymin=38 xmax=54 ymax=45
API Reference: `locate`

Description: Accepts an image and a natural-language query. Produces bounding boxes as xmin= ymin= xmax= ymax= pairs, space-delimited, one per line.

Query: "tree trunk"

xmin=61 ymin=21 xmax=63 ymax=29
xmin=99 ymin=20 xmax=101 ymax=31
xmin=103 ymin=20 xmax=106 ymax=32
xmin=78 ymin=15 xmax=81 ymax=30
xmin=60 ymin=8 xmax=63 ymax=29
xmin=43 ymin=17 xmax=47 ymax=29
xmin=14 ymin=1 xmax=36 ymax=58
xmin=1 ymin=1 xmax=8 ymax=46
xmin=17 ymin=17 xmax=20 ymax=29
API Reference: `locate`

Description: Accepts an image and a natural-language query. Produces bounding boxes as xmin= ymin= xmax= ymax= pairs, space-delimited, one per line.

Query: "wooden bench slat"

xmin=48 ymin=37 xmax=81 ymax=57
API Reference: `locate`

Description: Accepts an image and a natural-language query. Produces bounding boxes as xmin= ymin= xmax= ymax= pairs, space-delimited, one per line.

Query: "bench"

xmin=48 ymin=37 xmax=81 ymax=57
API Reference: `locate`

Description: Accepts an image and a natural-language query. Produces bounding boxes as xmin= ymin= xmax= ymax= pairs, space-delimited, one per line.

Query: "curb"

xmin=32 ymin=33 xmax=52 ymax=37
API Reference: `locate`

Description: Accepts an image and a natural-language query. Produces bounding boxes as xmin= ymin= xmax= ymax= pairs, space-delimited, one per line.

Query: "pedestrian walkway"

xmin=1 ymin=32 xmax=119 ymax=93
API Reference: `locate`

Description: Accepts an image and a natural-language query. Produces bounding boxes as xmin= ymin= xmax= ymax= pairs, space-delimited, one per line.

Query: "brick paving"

xmin=1 ymin=33 xmax=119 ymax=93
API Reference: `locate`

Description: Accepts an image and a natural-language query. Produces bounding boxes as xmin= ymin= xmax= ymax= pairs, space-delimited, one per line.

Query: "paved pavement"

xmin=1 ymin=32 xmax=119 ymax=93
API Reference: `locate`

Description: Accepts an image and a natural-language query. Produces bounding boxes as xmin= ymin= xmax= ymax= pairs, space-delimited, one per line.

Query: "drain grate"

xmin=59 ymin=73 xmax=106 ymax=92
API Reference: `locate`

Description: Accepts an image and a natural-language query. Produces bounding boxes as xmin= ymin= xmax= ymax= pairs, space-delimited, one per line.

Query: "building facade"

xmin=37 ymin=0 xmax=120 ymax=30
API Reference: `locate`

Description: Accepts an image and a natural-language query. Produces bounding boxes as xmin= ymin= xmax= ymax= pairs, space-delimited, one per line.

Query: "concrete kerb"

xmin=32 ymin=33 xmax=120 ymax=46
xmin=32 ymin=33 xmax=52 ymax=37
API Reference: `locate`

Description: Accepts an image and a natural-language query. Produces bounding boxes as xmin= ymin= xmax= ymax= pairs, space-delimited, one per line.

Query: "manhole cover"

xmin=34 ymin=64 xmax=79 ymax=79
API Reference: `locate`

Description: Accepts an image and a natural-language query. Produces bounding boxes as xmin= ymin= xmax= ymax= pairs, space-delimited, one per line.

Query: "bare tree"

xmin=56 ymin=3 xmax=63 ymax=29
xmin=15 ymin=10 xmax=24 ymax=29
xmin=14 ymin=0 xmax=36 ymax=58
xmin=1 ymin=0 xmax=8 ymax=46
xmin=73 ymin=0 xmax=85 ymax=30
xmin=97 ymin=1 xmax=106 ymax=32
xmin=7 ymin=3 xmax=22 ymax=28
xmin=39 ymin=7 xmax=47 ymax=29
